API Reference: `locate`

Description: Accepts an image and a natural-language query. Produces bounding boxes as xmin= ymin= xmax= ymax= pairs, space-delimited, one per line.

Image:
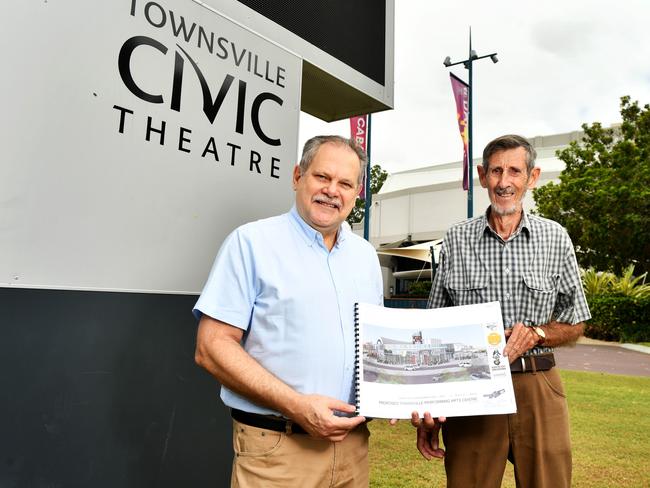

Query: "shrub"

xmin=406 ymin=280 xmax=432 ymax=297
xmin=586 ymin=294 xmax=650 ymax=342
xmin=581 ymin=268 xmax=615 ymax=296
xmin=582 ymin=264 xmax=650 ymax=298
xmin=582 ymin=265 xmax=650 ymax=341
xmin=609 ymin=265 xmax=650 ymax=298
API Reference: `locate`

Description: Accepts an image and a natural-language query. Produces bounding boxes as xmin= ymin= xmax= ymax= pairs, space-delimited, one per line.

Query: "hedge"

xmin=585 ymin=294 xmax=650 ymax=342
xmin=406 ymin=280 xmax=432 ymax=297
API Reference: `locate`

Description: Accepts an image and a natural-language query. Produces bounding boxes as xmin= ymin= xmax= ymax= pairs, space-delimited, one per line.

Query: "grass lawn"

xmin=368 ymin=370 xmax=650 ymax=487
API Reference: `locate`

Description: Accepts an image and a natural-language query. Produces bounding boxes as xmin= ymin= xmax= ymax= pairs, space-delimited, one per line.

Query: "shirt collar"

xmin=288 ymin=205 xmax=345 ymax=249
xmin=477 ymin=206 xmax=532 ymax=243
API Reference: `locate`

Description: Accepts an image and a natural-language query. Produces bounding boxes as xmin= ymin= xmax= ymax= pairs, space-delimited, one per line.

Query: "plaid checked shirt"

xmin=428 ymin=209 xmax=591 ymax=356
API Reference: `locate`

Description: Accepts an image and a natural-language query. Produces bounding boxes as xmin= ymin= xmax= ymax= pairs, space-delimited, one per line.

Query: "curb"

xmin=620 ymin=343 xmax=650 ymax=355
xmin=577 ymin=337 xmax=650 ymax=355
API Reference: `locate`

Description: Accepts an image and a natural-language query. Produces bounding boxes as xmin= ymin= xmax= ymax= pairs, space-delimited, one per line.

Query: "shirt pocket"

xmin=446 ymin=275 xmax=490 ymax=306
xmin=521 ymin=272 xmax=558 ymax=325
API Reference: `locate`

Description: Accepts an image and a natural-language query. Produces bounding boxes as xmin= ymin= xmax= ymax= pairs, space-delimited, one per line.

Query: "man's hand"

xmin=503 ymin=322 xmax=539 ymax=363
xmin=288 ymin=394 xmax=365 ymax=442
xmin=411 ymin=411 xmax=446 ymax=460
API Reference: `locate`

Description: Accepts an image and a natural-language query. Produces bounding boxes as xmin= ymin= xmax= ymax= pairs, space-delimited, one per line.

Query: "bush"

xmin=582 ymin=265 xmax=650 ymax=342
xmin=406 ymin=280 xmax=432 ymax=297
xmin=609 ymin=265 xmax=650 ymax=298
xmin=581 ymin=268 xmax=615 ymax=296
xmin=586 ymin=294 xmax=650 ymax=342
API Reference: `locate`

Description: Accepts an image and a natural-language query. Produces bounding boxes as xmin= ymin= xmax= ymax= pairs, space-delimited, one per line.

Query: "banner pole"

xmin=363 ymin=113 xmax=373 ymax=241
xmin=467 ymin=29 xmax=474 ymax=219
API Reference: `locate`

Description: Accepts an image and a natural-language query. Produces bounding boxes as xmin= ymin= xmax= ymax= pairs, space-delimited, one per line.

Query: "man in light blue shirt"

xmin=194 ymin=135 xmax=383 ymax=487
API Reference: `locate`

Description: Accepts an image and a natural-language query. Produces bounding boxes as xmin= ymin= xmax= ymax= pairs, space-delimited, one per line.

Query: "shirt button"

xmin=505 ymin=292 xmax=511 ymax=300
xmin=504 ymin=267 xmax=510 ymax=275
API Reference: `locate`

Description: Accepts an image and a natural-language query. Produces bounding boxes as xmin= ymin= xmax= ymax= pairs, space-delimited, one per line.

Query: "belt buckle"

xmin=285 ymin=420 xmax=294 ymax=435
xmin=520 ymin=356 xmax=526 ymax=373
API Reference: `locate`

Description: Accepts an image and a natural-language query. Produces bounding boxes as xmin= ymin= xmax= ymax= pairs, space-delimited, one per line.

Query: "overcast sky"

xmin=298 ymin=0 xmax=650 ymax=174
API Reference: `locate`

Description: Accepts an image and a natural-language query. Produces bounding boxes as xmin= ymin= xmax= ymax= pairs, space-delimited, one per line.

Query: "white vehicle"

xmin=404 ymin=364 xmax=418 ymax=371
xmin=459 ymin=361 xmax=472 ymax=367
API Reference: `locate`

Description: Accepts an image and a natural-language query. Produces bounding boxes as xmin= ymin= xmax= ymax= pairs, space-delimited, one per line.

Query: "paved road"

xmin=554 ymin=343 xmax=650 ymax=377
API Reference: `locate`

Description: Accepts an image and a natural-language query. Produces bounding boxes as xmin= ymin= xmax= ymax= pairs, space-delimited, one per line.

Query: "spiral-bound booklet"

xmin=354 ymin=301 xmax=517 ymax=419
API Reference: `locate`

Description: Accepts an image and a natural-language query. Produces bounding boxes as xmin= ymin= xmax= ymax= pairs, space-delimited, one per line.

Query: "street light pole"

xmin=444 ymin=30 xmax=498 ymax=218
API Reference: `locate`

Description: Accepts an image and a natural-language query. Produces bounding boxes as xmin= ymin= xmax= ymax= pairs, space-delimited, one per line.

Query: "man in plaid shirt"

xmin=412 ymin=134 xmax=591 ymax=488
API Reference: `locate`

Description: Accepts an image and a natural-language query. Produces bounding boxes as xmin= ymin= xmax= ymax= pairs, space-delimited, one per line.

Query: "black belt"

xmin=231 ymin=408 xmax=308 ymax=435
xmin=510 ymin=353 xmax=555 ymax=373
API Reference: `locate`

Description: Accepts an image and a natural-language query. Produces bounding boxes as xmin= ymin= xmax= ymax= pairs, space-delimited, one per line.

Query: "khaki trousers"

xmin=230 ymin=419 xmax=369 ymax=488
xmin=442 ymin=368 xmax=572 ymax=488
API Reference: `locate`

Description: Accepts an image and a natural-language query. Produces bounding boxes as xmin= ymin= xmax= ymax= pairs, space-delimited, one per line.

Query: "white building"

xmin=375 ymin=336 xmax=452 ymax=365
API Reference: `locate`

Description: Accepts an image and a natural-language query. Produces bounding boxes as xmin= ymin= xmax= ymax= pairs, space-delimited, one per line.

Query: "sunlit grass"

xmin=368 ymin=370 xmax=650 ymax=487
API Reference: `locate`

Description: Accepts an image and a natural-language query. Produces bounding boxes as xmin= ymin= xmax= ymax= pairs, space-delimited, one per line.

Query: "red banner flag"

xmin=350 ymin=115 xmax=368 ymax=198
xmin=450 ymin=73 xmax=470 ymax=190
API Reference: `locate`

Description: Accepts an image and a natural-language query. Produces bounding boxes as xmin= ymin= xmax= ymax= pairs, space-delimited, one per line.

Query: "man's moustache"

xmin=495 ymin=187 xmax=515 ymax=196
xmin=313 ymin=196 xmax=342 ymax=209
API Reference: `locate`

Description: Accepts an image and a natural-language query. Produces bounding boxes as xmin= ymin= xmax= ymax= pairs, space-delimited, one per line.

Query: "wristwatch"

xmin=533 ymin=326 xmax=546 ymax=345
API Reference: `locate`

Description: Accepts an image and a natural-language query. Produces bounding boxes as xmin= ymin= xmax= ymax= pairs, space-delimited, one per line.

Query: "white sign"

xmin=0 ymin=0 xmax=301 ymax=293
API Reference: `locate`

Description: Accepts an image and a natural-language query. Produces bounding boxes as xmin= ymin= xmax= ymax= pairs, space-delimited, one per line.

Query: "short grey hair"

xmin=299 ymin=135 xmax=368 ymax=186
xmin=482 ymin=134 xmax=537 ymax=174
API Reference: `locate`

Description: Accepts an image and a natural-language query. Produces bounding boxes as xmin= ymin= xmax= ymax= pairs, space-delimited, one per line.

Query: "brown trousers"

xmin=442 ymin=368 xmax=572 ymax=488
xmin=230 ymin=419 xmax=369 ymax=488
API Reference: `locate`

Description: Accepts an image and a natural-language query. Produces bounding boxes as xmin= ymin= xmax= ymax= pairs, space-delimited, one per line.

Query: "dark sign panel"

xmin=237 ymin=0 xmax=386 ymax=85
xmin=221 ymin=0 xmax=394 ymax=120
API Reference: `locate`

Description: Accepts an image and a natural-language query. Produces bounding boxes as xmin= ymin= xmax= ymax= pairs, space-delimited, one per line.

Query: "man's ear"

xmin=477 ymin=165 xmax=488 ymax=189
xmin=355 ymin=180 xmax=363 ymax=198
xmin=292 ymin=165 xmax=302 ymax=190
xmin=527 ymin=167 xmax=541 ymax=189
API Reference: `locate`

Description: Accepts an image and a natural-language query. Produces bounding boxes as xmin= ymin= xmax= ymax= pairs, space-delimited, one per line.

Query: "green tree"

xmin=347 ymin=164 xmax=389 ymax=225
xmin=533 ymin=96 xmax=650 ymax=274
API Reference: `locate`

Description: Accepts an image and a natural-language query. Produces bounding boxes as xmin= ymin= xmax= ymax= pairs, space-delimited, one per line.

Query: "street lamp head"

xmin=470 ymin=49 xmax=478 ymax=59
xmin=490 ymin=54 xmax=499 ymax=64
xmin=443 ymin=56 xmax=452 ymax=67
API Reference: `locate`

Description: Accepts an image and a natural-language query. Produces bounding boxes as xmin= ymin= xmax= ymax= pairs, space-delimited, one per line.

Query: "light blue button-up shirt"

xmin=193 ymin=206 xmax=384 ymax=415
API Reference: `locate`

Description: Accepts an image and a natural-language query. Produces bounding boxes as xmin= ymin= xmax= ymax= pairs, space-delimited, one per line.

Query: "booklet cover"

xmin=355 ymin=301 xmax=517 ymax=419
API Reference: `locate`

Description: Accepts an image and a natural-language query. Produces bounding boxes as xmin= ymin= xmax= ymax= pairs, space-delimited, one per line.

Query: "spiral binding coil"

xmin=354 ymin=302 xmax=361 ymax=415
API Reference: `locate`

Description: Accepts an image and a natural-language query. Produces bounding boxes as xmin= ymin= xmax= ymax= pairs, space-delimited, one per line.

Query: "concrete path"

xmin=554 ymin=337 xmax=650 ymax=377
